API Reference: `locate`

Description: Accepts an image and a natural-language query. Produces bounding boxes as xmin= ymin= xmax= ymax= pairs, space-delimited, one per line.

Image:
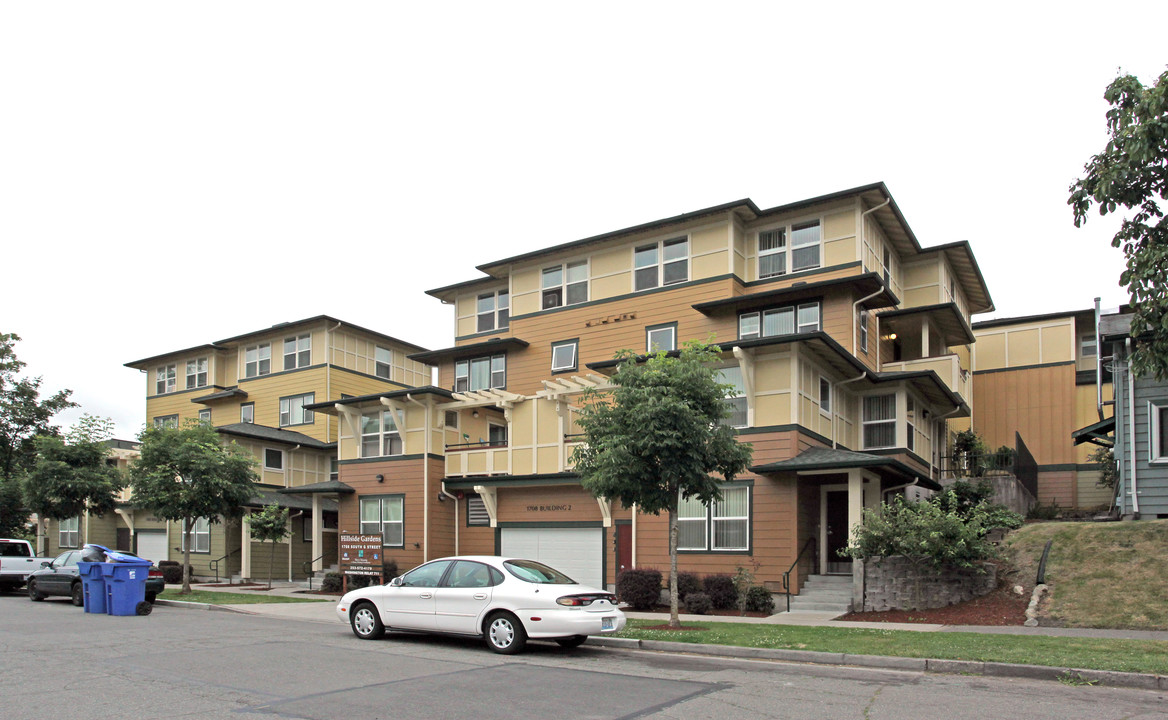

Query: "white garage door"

xmin=500 ymin=527 xmax=603 ymax=588
xmin=135 ymin=531 xmax=169 ymax=564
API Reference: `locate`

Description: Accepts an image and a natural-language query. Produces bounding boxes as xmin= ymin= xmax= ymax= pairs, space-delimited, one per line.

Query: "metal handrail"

xmin=781 ymin=537 xmax=818 ymax=613
xmin=209 ymin=548 xmax=239 ymax=584
xmin=445 ymin=440 xmax=508 ymax=451
xmin=302 ymin=554 xmax=327 ymax=590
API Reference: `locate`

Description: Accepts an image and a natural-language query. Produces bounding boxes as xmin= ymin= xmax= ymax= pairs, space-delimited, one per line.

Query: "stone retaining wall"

xmin=857 ymin=556 xmax=997 ymax=611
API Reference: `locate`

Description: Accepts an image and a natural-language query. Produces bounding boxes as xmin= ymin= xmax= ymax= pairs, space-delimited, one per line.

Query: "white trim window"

xmin=279 ymin=393 xmax=315 ymax=427
xmin=360 ymin=496 xmax=404 ymax=547
xmin=819 ymin=377 xmax=832 ymax=416
xmin=284 ymin=334 xmax=311 ymax=370
xmin=361 ymin=411 xmax=403 ymax=458
xmin=185 ymin=358 xmax=208 ymax=389
xmin=1080 ymin=333 xmax=1097 ymax=358
xmin=678 ymin=486 xmax=750 ymax=551
xmin=264 ymin=448 xmax=284 ymax=471
xmin=375 ymin=346 xmax=393 ymax=380
xmin=59 ymin=516 xmax=79 ymax=548
xmin=198 ymin=408 xmax=212 ymax=424
xmin=634 ymin=237 xmax=688 ymax=291
xmin=718 ymin=365 xmax=747 ymax=428
xmin=477 ymin=289 xmax=510 ymax=332
xmin=542 ymin=261 xmax=587 ymax=310
xmin=860 ymin=310 xmax=870 ymax=353
xmin=646 ymin=325 xmax=677 ymax=352
xmin=790 ymin=221 xmax=822 ymax=272
xmin=155 ymin=364 xmax=176 ymax=394
xmin=1151 ymin=402 xmax=1168 ymax=462
xmin=244 ymin=343 xmax=271 ymax=378
xmin=454 ymin=354 xmax=506 ymax=392
xmin=240 ymin=403 xmax=255 ymax=424
xmin=153 ymin=415 xmax=178 ymax=429
xmin=551 ymin=340 xmax=578 ymax=373
xmin=906 ymin=395 xmax=917 ymax=453
xmin=797 ymin=303 xmax=820 ymax=333
xmin=758 ymin=228 xmax=786 ymax=279
xmin=181 ymin=517 xmax=211 ymax=553
xmin=738 ymin=301 xmax=820 ymax=340
xmin=863 ymin=394 xmax=897 ymax=449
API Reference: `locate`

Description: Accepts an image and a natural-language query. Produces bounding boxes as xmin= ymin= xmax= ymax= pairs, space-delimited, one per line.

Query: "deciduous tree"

xmin=249 ymin=503 xmax=291 ymax=589
xmin=572 ymin=341 xmax=753 ymax=629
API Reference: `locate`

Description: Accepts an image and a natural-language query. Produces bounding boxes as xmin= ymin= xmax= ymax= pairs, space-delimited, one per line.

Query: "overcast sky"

xmin=2 ymin=2 xmax=1164 ymax=440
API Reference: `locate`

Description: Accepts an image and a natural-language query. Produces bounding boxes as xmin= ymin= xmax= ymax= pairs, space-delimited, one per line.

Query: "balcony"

xmin=883 ymin=354 xmax=968 ymax=400
xmin=445 ymin=440 xmax=509 ymax=476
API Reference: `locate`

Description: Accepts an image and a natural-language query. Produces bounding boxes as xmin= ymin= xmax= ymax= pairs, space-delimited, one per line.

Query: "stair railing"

xmin=781 ymin=537 xmax=818 ymax=613
xmin=302 ymin=554 xmax=327 ymax=590
xmin=209 ymin=548 xmax=240 ymax=584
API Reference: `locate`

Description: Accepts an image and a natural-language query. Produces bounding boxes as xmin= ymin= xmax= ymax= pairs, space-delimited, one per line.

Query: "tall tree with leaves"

xmin=130 ymin=422 xmax=258 ymax=593
xmin=249 ymin=503 xmax=291 ymax=589
xmin=1069 ymin=68 xmax=1168 ymax=379
xmin=23 ymin=416 xmax=124 ymax=548
xmin=572 ymin=341 xmax=753 ymax=629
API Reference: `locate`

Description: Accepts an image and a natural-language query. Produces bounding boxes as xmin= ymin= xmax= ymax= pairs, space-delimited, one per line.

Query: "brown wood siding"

xmin=337 ymin=458 xmax=431 ymax=571
xmin=1037 ymin=470 xmax=1075 ymax=507
xmin=972 ymin=364 xmax=1076 ymax=465
xmin=496 ymin=485 xmax=603 ymax=523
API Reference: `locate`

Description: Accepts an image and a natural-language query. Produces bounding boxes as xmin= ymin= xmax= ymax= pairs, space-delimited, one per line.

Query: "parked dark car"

xmin=27 ymin=550 xmax=165 ymax=606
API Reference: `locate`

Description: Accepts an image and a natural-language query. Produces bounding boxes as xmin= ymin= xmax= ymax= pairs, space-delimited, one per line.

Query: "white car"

xmin=336 ymin=556 xmax=626 ymax=654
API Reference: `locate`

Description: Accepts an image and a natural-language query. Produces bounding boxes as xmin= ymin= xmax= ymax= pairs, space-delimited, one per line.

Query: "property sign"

xmin=339 ymin=533 xmax=383 ymax=577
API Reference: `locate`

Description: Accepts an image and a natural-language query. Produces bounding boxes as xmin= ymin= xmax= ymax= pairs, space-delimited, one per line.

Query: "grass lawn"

xmin=1006 ymin=519 xmax=1168 ymax=630
xmin=615 ymin=619 xmax=1168 ymax=675
xmin=159 ymin=590 xmax=332 ymax=605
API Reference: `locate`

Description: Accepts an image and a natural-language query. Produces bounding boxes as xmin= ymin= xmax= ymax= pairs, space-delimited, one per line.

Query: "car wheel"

xmin=554 ymin=635 xmax=588 ymax=648
xmin=71 ymin=583 xmax=84 ymax=607
xmin=350 ymin=602 xmax=385 ymax=640
xmin=28 ymin=580 xmax=44 ymax=602
xmin=484 ymin=612 xmax=527 ymax=655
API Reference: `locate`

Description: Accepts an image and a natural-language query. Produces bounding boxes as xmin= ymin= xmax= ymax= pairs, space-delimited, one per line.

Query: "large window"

xmin=155 ymin=364 xmax=176 ymax=395
xmin=755 ymin=220 xmax=821 ymax=278
xmin=738 ymin=301 xmax=820 ymax=340
xmin=477 ymin=289 xmax=510 ymax=332
xmin=284 ymin=334 xmax=311 ymax=370
xmin=454 ymin=354 xmax=506 ymax=392
xmin=153 ymin=415 xmax=178 ymax=429
xmin=360 ymin=496 xmax=404 ymax=547
xmin=863 ymin=394 xmax=897 ymax=449
xmin=185 ymin=357 xmax=208 ymax=389
xmin=678 ymin=486 xmax=749 ymax=551
xmin=244 ymin=343 xmax=271 ymax=378
xmin=375 ymin=346 xmax=393 ymax=379
xmin=1151 ymin=402 xmax=1168 ymax=462
xmin=551 ymin=340 xmax=578 ymax=373
xmin=279 ymin=393 xmax=315 ymax=427
xmin=718 ymin=365 xmax=747 ymax=428
xmin=634 ymin=237 xmax=688 ymax=291
xmin=59 ymin=516 xmax=79 ymax=548
xmin=542 ymin=261 xmax=587 ymax=309
xmin=181 ymin=517 xmax=210 ymax=553
xmin=361 ymin=411 xmax=403 ymax=458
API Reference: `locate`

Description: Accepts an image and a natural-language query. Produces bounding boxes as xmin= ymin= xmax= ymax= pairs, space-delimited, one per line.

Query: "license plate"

xmin=601 ymin=617 xmax=615 ymax=631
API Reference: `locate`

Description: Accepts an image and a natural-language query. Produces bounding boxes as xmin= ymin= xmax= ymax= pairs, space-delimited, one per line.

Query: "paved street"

xmin=1 ymin=592 xmax=1165 ymax=720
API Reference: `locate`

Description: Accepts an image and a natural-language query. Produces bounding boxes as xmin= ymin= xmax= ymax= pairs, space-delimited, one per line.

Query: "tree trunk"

xmin=182 ymin=516 xmax=192 ymax=594
xmin=668 ymin=504 xmax=680 ymax=629
xmin=268 ymin=540 xmax=274 ymax=590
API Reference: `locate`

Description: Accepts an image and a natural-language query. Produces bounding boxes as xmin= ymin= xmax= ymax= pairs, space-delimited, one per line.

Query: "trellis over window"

xmin=678 ymin=485 xmax=750 ymax=551
xmin=738 ymin=301 xmax=821 ymax=340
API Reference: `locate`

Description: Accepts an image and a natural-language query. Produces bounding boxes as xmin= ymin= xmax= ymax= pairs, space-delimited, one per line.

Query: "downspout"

xmin=406 ymin=394 xmax=432 ymax=561
xmin=631 ymin=503 xmax=637 ymax=569
xmin=832 ymin=372 xmax=867 ymax=448
xmin=881 ymin=477 xmax=919 ymax=501
xmin=1126 ymin=339 xmax=1140 ymax=517
xmin=428 ymin=405 xmax=460 ymax=555
xmin=933 ymin=405 xmax=965 ymax=479
xmin=287 ymin=510 xmax=303 ymax=582
xmin=852 ymin=290 xmax=884 ymax=356
xmin=324 ymin=321 xmax=342 ymax=444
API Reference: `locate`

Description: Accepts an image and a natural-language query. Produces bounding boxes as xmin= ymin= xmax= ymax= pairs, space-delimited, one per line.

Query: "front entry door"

xmin=824 ymin=491 xmax=852 ymax=574
xmin=615 ymin=523 xmax=632 ymax=579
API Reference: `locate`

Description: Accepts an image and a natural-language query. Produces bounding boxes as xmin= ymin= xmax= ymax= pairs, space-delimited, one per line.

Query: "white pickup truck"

xmin=0 ymin=538 xmax=51 ymax=592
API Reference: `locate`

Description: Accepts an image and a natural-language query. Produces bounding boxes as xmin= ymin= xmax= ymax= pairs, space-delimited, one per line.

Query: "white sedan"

xmin=336 ymin=556 xmax=626 ymax=654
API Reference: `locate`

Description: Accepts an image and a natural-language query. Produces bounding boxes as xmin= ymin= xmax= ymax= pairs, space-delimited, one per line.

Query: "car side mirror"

xmin=389 ymin=576 xmax=403 ymax=587
xmin=41 ymin=561 xmax=51 ymax=568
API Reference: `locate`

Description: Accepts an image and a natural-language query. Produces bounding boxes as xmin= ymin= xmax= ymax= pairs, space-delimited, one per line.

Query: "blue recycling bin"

xmin=77 ymin=561 xmax=108 ymax=614
xmin=104 ymin=559 xmax=153 ymax=616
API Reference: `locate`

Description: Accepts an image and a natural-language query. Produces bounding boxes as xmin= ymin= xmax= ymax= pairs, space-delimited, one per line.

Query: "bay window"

xmin=738 ymin=301 xmax=820 ymax=340
xmin=718 ymin=365 xmax=748 ymax=428
xmin=454 ymin=354 xmax=506 ymax=392
xmin=863 ymin=394 xmax=896 ymax=449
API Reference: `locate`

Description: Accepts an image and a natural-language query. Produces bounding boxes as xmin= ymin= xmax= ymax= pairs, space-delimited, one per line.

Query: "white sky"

xmin=2 ymin=2 xmax=1163 ymax=440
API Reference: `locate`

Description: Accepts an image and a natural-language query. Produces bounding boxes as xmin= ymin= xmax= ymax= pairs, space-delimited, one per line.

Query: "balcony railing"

xmin=883 ymin=354 xmax=968 ymax=400
xmin=445 ymin=441 xmax=509 ymax=476
xmin=940 ymin=449 xmax=1017 ymax=480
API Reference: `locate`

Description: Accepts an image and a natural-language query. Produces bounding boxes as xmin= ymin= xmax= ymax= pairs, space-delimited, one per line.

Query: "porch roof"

xmin=247 ymin=485 xmax=339 ymax=512
xmin=216 ymin=423 xmax=335 ymax=451
xmin=407 ymin=337 xmax=530 ymax=364
xmin=750 ymin=446 xmax=942 ymax=491
xmin=876 ymin=302 xmax=975 ymax=346
xmin=192 ymin=387 xmax=248 ymax=404
xmin=277 ymin=480 xmax=355 ymax=495
xmin=690 ymin=273 xmax=898 ymax=316
xmin=1071 ymin=416 xmax=1115 ymax=447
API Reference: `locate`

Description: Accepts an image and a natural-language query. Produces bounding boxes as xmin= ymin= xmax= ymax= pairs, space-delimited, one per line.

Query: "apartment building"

xmin=965 ymin=308 xmax=1114 ymax=510
xmin=310 ymin=183 xmax=994 ymax=594
xmin=46 ymin=316 xmax=433 ymax=582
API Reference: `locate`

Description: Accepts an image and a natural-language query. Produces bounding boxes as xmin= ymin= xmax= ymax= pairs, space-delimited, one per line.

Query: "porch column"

xmin=311 ymin=494 xmax=324 ymax=572
xmin=240 ymin=512 xmax=252 ymax=581
xmin=847 ymin=469 xmax=864 ymax=543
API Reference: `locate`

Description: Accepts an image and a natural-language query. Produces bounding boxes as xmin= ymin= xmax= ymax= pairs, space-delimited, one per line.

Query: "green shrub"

xmin=676 ymin=572 xmax=702 ymax=601
xmin=844 ymin=496 xmax=1005 ymax=570
xmin=1028 ymin=502 xmax=1062 ymax=520
xmin=617 ymin=568 xmax=662 ymax=610
xmin=703 ymin=574 xmax=737 ymax=610
xmin=159 ymin=563 xmax=186 ymax=584
xmin=744 ymin=586 xmax=776 ymax=614
xmin=321 ymin=572 xmax=343 ymax=593
xmin=684 ymin=591 xmax=712 ymax=615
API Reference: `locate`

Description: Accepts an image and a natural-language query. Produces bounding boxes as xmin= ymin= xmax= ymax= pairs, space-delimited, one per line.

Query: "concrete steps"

xmin=785 ymin=574 xmax=852 ymax=615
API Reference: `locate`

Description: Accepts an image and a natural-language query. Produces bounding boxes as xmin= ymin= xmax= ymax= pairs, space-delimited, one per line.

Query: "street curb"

xmin=153 ymin=599 xmax=253 ymax=614
xmin=585 ymin=637 xmax=1167 ymax=690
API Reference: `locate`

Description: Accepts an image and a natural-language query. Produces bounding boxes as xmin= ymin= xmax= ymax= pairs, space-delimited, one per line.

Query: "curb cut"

xmin=585 ymin=637 xmax=1167 ymax=690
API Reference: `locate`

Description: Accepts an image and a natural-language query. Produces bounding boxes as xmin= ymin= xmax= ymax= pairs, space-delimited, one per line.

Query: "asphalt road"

xmin=1 ymin=592 xmax=1165 ymax=720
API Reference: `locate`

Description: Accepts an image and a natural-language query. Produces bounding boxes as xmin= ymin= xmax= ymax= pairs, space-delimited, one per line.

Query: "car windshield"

xmin=503 ymin=559 xmax=576 ymax=584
